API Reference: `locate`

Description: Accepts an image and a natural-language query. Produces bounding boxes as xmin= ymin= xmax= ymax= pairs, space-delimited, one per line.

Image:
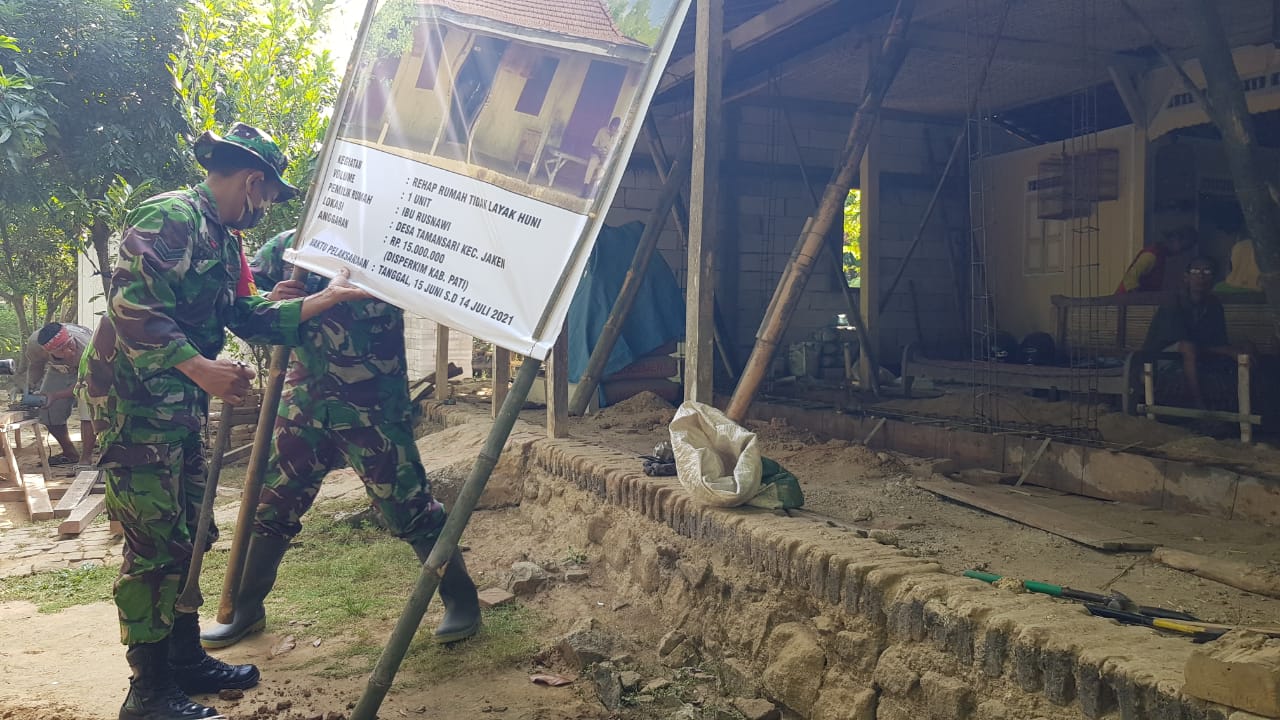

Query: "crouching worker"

xmin=199 ymin=230 xmax=480 ymax=651
xmin=79 ymin=123 xmax=372 ymax=720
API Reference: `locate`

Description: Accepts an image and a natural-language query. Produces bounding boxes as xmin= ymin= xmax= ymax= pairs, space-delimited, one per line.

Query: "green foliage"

xmin=607 ymin=0 xmax=662 ymax=45
xmin=0 ymin=38 xmax=57 ymax=170
xmin=171 ymin=0 xmax=340 ymax=248
xmin=0 ymin=0 xmax=191 ymax=329
xmin=843 ymin=189 xmax=861 ymax=286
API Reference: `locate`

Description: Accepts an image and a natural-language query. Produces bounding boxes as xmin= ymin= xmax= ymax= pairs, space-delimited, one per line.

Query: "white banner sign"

xmin=292 ymin=0 xmax=691 ymax=359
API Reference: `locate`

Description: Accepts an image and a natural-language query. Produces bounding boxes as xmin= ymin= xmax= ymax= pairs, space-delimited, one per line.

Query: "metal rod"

xmin=217 ymin=0 xmax=381 ymax=625
xmin=569 ymin=143 xmax=691 ymax=416
xmin=878 ymin=0 xmax=1012 ymax=309
xmin=350 ymin=358 xmax=543 ymax=720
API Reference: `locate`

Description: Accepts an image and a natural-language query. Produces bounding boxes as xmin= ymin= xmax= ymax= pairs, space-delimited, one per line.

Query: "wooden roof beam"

xmin=658 ymin=0 xmax=844 ymax=94
xmin=909 ymin=25 xmax=1149 ymax=73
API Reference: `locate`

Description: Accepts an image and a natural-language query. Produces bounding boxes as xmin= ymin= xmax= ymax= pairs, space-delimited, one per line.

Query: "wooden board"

xmin=0 ymin=422 xmax=53 ymax=521
xmin=59 ymin=494 xmax=106 ymax=536
xmin=54 ymin=470 xmax=101 ymax=518
xmin=917 ymin=479 xmax=1156 ymax=552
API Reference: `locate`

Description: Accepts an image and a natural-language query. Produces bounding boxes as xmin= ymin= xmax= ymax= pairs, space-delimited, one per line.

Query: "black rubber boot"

xmin=119 ymin=639 xmax=220 ymax=720
xmin=170 ymin=612 xmax=260 ymax=695
xmin=412 ymin=542 xmax=481 ymax=644
xmin=199 ymin=533 xmax=290 ymax=649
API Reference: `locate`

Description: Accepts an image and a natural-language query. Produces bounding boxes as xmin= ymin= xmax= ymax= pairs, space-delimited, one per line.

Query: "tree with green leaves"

xmin=0 ymin=35 xmax=56 ymax=170
xmin=607 ymin=0 xmax=662 ymax=45
xmin=0 ymin=0 xmax=191 ymax=309
xmin=843 ymin=189 xmax=862 ymax=285
xmin=171 ymin=0 xmax=340 ymax=248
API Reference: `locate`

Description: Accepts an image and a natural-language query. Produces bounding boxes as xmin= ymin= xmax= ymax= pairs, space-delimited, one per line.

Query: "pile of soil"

xmin=591 ymin=391 xmax=676 ymax=432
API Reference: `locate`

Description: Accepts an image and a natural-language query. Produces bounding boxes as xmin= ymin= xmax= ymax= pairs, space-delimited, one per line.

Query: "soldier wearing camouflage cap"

xmin=199 ymin=230 xmax=480 ymax=651
xmin=79 ymin=123 xmax=372 ymax=720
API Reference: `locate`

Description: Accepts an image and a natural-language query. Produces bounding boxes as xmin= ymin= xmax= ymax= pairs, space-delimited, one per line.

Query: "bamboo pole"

xmin=724 ymin=0 xmax=917 ymax=423
xmin=351 ymin=359 xmax=542 ymax=720
xmin=779 ymin=107 xmax=880 ymax=397
xmin=217 ymin=0 xmax=380 ymax=625
xmin=569 ymin=146 xmax=691 ymax=416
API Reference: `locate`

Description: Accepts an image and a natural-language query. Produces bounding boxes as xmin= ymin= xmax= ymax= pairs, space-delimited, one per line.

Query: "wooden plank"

xmin=59 ymin=494 xmax=105 ymax=536
xmin=658 ymin=0 xmax=838 ymax=93
xmin=1015 ymin=437 xmax=1052 ymax=487
xmin=1152 ymin=547 xmax=1280 ymax=599
xmin=685 ymin=0 xmax=724 ymax=405
xmin=0 ymin=423 xmax=53 ymax=521
xmin=1138 ymin=404 xmax=1261 ymax=424
xmin=492 ymin=347 xmax=510 ymax=419
xmin=224 ymin=443 xmax=255 ymax=465
xmin=434 ymin=324 xmax=452 ymax=402
xmin=917 ymin=479 xmax=1156 ymax=552
xmin=54 ymin=470 xmax=101 ymax=518
xmin=547 ymin=325 xmax=569 ymax=438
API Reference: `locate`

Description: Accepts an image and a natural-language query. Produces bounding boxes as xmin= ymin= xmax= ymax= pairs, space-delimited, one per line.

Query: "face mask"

xmin=227 ymin=177 xmax=270 ymax=230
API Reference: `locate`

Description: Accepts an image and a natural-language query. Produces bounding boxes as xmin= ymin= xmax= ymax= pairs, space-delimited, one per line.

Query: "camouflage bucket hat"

xmin=194 ymin=122 xmax=300 ymax=201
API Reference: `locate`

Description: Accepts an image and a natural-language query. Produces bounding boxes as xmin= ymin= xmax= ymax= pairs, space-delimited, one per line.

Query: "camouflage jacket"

xmin=79 ymin=183 xmax=303 ymax=441
xmin=252 ymin=231 xmax=411 ymax=429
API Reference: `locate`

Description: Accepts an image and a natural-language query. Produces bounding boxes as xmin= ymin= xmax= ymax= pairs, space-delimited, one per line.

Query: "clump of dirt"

xmin=1155 ymin=436 xmax=1280 ymax=473
xmin=744 ymin=417 xmax=819 ymax=452
xmin=592 ymin=391 xmax=676 ymax=431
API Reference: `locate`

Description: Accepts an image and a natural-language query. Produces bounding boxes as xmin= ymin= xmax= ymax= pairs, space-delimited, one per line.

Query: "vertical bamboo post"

xmin=1238 ymin=353 xmax=1252 ymax=443
xmin=685 ymin=0 xmax=726 ymax=404
xmin=1143 ymin=362 xmax=1156 ymax=420
xmin=492 ymin=348 xmax=510 ymax=419
xmin=547 ymin=325 xmax=569 ymax=438
xmin=434 ymin=324 xmax=451 ymax=401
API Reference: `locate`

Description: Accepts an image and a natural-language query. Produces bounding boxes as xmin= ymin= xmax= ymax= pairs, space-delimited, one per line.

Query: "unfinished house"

xmin=430 ymin=1 xmax=1280 ymax=717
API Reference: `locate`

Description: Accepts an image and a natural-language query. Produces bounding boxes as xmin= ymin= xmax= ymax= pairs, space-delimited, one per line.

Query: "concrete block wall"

xmin=401 ymin=313 xmax=473 ymax=381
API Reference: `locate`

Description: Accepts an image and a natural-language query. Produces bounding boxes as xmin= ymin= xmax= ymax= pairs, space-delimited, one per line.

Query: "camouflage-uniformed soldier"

xmin=80 ymin=123 xmax=371 ymax=720
xmin=199 ymin=231 xmax=480 ymax=650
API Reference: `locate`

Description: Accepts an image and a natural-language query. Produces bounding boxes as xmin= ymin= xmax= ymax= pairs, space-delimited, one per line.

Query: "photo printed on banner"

xmin=292 ymin=0 xmax=689 ymax=359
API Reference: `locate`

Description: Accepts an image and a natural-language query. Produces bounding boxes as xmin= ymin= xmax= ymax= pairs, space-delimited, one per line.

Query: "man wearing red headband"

xmin=27 ymin=322 xmax=95 ymax=465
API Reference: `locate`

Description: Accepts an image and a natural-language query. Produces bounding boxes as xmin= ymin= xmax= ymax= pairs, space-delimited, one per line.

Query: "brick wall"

xmin=600 ymin=106 xmax=970 ymax=381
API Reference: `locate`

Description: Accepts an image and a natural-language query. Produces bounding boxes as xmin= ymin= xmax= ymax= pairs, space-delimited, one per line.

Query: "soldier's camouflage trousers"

xmin=101 ymin=430 xmax=216 ymax=645
xmin=253 ymin=414 xmax=446 ymax=544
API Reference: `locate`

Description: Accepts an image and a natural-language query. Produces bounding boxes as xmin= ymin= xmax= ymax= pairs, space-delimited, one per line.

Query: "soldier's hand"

xmin=298 ymin=267 xmax=374 ymax=322
xmin=325 ymin=268 xmax=374 ymax=302
xmin=177 ymin=356 xmax=255 ymax=405
xmin=268 ymin=279 xmax=308 ymax=301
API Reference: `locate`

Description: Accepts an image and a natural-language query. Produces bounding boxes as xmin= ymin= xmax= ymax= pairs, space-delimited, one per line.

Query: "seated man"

xmin=1141 ymin=256 xmax=1248 ymax=409
xmin=1116 ymin=225 xmax=1198 ymax=294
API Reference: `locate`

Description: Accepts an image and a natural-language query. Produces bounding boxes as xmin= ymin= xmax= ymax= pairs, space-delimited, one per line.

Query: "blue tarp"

xmin=566 ymin=222 xmax=686 ymax=404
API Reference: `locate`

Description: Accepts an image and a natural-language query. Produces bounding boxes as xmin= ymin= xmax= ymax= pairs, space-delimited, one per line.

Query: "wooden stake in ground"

xmin=724 ymin=0 xmax=916 ymax=423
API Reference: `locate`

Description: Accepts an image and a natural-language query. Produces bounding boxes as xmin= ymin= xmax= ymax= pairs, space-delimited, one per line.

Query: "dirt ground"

xmin=521 ymin=389 xmax=1280 ymax=627
xmin=2 ymin=386 xmax=1279 ymax=719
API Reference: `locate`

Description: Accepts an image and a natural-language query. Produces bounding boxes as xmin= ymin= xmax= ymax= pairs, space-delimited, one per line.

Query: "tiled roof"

xmin=423 ymin=0 xmax=645 ymax=47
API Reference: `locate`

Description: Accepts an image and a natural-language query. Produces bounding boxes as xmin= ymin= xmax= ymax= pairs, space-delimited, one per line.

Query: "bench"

xmin=900 ymin=292 xmax=1273 ymax=431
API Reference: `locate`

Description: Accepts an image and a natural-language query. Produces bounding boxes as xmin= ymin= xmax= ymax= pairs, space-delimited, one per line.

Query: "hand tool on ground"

xmin=1084 ymin=604 xmax=1223 ymax=642
xmin=176 ymin=396 xmax=238 ymax=614
xmin=964 ymin=570 xmax=1200 ymax=621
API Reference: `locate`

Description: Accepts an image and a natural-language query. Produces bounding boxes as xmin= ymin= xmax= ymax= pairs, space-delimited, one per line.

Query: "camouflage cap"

xmin=194 ymin=122 xmax=300 ymax=201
